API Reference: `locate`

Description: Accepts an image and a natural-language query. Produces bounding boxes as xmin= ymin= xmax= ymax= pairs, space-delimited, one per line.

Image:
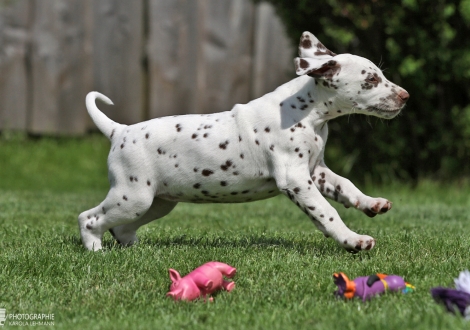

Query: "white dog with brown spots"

xmin=79 ymin=31 xmax=409 ymax=252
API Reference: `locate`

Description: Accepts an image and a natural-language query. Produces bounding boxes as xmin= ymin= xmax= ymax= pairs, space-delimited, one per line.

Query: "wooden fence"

xmin=0 ymin=0 xmax=294 ymax=135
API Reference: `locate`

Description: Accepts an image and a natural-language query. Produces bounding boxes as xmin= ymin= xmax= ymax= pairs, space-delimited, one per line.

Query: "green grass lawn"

xmin=0 ymin=135 xmax=469 ymax=329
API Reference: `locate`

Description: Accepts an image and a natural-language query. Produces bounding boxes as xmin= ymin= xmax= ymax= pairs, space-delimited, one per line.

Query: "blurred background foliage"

xmin=259 ymin=0 xmax=470 ymax=183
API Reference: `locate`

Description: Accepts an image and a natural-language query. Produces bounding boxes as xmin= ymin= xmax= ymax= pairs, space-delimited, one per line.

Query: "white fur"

xmin=78 ymin=31 xmax=409 ymax=252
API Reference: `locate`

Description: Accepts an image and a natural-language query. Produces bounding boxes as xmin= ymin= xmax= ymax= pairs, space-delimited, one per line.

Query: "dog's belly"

xmin=156 ymin=177 xmax=280 ymax=204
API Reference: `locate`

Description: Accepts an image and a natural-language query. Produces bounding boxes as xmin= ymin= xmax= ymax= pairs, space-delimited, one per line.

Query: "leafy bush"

xmin=260 ymin=0 xmax=470 ymax=182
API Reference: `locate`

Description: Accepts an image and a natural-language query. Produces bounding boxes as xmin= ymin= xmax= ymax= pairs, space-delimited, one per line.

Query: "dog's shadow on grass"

xmin=69 ymin=233 xmax=364 ymax=258
xmin=138 ymin=233 xmax=352 ymax=257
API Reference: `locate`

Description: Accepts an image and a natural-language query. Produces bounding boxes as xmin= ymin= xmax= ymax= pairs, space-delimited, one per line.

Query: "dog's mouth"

xmin=367 ymin=106 xmax=403 ymax=117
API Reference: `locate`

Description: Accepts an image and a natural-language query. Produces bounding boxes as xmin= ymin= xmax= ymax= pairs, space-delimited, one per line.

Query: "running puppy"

xmin=79 ymin=31 xmax=409 ymax=252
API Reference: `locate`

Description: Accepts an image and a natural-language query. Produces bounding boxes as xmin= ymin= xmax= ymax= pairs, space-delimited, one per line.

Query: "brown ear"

xmin=298 ymin=31 xmax=336 ymax=58
xmin=294 ymin=58 xmax=341 ymax=79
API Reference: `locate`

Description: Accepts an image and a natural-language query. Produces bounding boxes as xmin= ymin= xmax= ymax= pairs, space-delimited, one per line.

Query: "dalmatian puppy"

xmin=79 ymin=31 xmax=409 ymax=252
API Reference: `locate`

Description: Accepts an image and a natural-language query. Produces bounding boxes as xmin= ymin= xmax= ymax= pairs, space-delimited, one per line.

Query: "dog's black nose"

xmin=398 ymin=90 xmax=409 ymax=101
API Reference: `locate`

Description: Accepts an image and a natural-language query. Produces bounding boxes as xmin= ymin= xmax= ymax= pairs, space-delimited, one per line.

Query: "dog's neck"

xmin=284 ymin=77 xmax=349 ymax=128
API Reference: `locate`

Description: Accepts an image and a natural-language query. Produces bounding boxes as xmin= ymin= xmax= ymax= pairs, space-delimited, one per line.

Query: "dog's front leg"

xmin=277 ymin=169 xmax=375 ymax=253
xmin=312 ymin=160 xmax=392 ymax=217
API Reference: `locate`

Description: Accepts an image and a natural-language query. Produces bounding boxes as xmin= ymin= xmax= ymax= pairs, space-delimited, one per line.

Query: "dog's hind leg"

xmin=78 ymin=188 xmax=155 ymax=251
xmin=109 ymin=197 xmax=177 ymax=246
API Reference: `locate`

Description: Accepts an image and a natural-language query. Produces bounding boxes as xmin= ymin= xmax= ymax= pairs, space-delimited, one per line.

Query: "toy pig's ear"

xmin=169 ymin=269 xmax=181 ymax=282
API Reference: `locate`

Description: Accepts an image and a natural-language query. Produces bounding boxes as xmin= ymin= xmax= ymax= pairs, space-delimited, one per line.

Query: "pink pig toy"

xmin=167 ymin=261 xmax=236 ymax=301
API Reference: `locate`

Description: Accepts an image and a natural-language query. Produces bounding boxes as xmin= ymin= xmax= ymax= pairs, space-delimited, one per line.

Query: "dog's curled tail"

xmin=86 ymin=91 xmax=125 ymax=139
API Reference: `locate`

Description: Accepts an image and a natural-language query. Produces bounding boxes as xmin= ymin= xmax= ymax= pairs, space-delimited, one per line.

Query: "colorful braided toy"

xmin=333 ymin=272 xmax=414 ymax=301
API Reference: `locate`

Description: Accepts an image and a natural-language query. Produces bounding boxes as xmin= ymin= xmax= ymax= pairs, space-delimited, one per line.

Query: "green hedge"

xmin=260 ymin=0 xmax=470 ymax=182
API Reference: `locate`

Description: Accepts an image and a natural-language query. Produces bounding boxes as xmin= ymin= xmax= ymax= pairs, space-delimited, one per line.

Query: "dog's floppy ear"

xmin=294 ymin=31 xmax=339 ymax=79
xmin=298 ymin=31 xmax=336 ymax=59
xmin=294 ymin=57 xmax=341 ymax=79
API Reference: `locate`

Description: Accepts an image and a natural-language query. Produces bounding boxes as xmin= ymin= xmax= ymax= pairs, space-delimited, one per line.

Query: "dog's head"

xmin=294 ymin=32 xmax=409 ymax=119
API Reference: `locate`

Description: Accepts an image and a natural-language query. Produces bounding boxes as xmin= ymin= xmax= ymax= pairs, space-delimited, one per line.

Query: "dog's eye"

xmin=367 ymin=76 xmax=377 ymax=82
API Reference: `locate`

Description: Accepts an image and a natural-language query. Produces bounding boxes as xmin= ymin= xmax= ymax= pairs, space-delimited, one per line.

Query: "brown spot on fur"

xmin=202 ymin=169 xmax=214 ymax=176
xmin=220 ymin=160 xmax=233 ymax=171
xmin=314 ymin=44 xmax=336 ymax=57
xmin=299 ymin=58 xmax=310 ymax=69
xmin=301 ymin=38 xmax=312 ymax=49
xmin=219 ymin=140 xmax=229 ymax=149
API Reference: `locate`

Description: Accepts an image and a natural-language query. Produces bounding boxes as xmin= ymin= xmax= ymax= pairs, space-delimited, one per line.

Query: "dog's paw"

xmin=357 ymin=197 xmax=392 ymax=217
xmin=342 ymin=235 xmax=375 ymax=253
